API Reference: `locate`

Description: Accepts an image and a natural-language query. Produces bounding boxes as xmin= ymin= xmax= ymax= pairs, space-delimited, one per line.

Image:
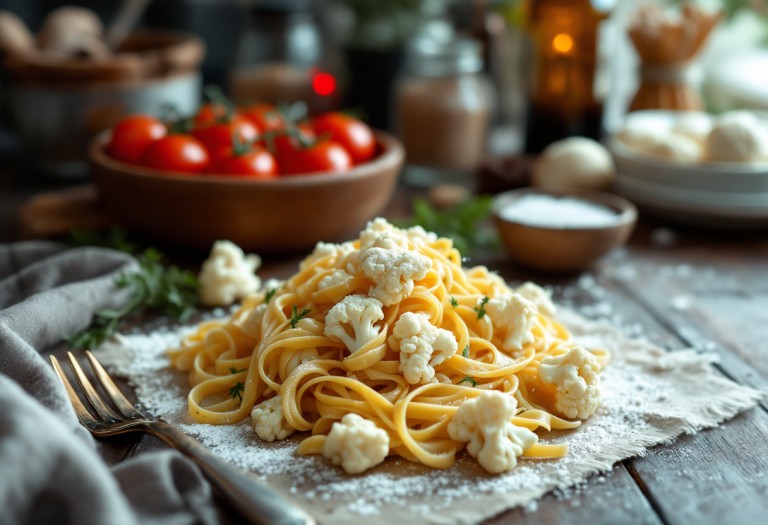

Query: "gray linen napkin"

xmin=0 ymin=241 xmax=218 ymax=525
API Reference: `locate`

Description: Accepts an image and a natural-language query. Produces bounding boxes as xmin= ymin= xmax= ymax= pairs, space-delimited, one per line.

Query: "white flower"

xmin=323 ymin=413 xmax=389 ymax=474
xmin=485 ymin=293 xmax=537 ymax=352
xmin=538 ymin=347 xmax=601 ymax=420
xmin=251 ymin=395 xmax=295 ymax=442
xmin=324 ymin=295 xmax=385 ymax=353
xmin=198 ymin=240 xmax=261 ymax=306
xmin=388 ymin=312 xmax=458 ymax=384
xmin=447 ymin=390 xmax=537 ymax=473
xmin=516 ymin=282 xmax=556 ymax=317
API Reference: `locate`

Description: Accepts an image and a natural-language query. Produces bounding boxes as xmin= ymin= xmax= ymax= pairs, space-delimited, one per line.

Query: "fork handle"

xmin=143 ymin=421 xmax=315 ymax=525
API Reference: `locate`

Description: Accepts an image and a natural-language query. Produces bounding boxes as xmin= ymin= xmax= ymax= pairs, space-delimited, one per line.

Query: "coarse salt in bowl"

xmin=492 ymin=188 xmax=637 ymax=272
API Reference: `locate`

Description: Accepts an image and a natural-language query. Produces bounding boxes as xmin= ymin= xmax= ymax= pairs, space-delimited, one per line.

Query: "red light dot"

xmin=313 ymin=72 xmax=336 ymax=96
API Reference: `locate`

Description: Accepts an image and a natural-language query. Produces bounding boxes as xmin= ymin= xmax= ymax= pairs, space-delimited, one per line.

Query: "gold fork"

xmin=51 ymin=351 xmax=315 ymax=525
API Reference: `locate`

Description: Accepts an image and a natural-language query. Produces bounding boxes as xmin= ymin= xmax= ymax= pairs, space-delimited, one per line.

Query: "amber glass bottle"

xmin=523 ymin=0 xmax=610 ymax=153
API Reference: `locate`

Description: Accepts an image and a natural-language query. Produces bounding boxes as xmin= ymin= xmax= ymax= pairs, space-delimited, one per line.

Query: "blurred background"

xmin=1 ymin=0 xmax=768 ymax=265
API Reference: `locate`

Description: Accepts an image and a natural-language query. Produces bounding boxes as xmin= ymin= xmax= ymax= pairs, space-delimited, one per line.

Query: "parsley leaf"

xmin=69 ymin=226 xmax=138 ymax=254
xmin=449 ymin=296 xmax=458 ymax=308
xmin=462 ymin=345 xmax=469 ymax=358
xmin=290 ymin=305 xmax=311 ymax=329
xmin=65 ymin=248 xmax=200 ymax=350
xmin=265 ymin=288 xmax=277 ymax=303
xmin=229 ymin=381 xmax=245 ymax=402
xmin=458 ymin=377 xmax=477 ymax=387
xmin=474 ymin=297 xmax=489 ymax=320
xmin=229 ymin=367 xmax=247 ymax=374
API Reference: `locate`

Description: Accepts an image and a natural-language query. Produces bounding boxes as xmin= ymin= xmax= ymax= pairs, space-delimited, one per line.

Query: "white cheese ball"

xmin=618 ymin=118 xmax=668 ymax=154
xmin=705 ymin=111 xmax=768 ymax=163
xmin=647 ymin=132 xmax=703 ymax=162
xmin=533 ymin=137 xmax=615 ymax=191
xmin=671 ymin=112 xmax=713 ymax=146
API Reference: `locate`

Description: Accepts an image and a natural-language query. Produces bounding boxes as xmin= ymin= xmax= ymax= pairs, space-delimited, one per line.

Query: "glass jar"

xmin=396 ymin=35 xmax=490 ymax=186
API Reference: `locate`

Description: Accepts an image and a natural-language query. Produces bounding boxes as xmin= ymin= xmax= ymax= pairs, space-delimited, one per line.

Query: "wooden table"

xmin=3 ymin=170 xmax=768 ymax=525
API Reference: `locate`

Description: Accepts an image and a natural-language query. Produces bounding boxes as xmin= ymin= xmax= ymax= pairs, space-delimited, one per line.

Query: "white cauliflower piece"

xmin=447 ymin=390 xmax=537 ymax=474
xmin=405 ymin=225 xmax=438 ymax=245
xmin=516 ymin=282 xmax=556 ymax=317
xmin=323 ymin=413 xmax=389 ymax=474
xmin=303 ymin=241 xmax=357 ymax=268
xmin=485 ymin=293 xmax=536 ymax=352
xmin=235 ymin=303 xmax=267 ymax=340
xmin=388 ymin=312 xmax=458 ymax=384
xmin=251 ymin=395 xmax=295 ymax=442
xmin=324 ymin=295 xmax=385 ymax=352
xmin=198 ymin=240 xmax=261 ymax=306
xmin=318 ymin=269 xmax=351 ymax=290
xmin=538 ymin=346 xmax=601 ymax=420
xmin=359 ymin=217 xmax=402 ymax=251
xmin=361 ymin=234 xmax=432 ymax=306
xmin=262 ymin=278 xmax=283 ymax=294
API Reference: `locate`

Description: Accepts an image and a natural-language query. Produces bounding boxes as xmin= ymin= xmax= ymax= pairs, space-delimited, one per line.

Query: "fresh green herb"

xmin=395 ymin=196 xmax=499 ymax=256
xmin=229 ymin=381 xmax=245 ymax=402
xmin=69 ymin=226 xmax=138 ymax=254
xmin=229 ymin=367 xmax=247 ymax=375
xmin=264 ymin=288 xmax=277 ymax=303
xmin=462 ymin=345 xmax=469 ymax=358
xmin=290 ymin=305 xmax=312 ymax=329
xmin=64 ymin=248 xmax=200 ymax=349
xmin=458 ymin=377 xmax=477 ymax=387
xmin=474 ymin=297 xmax=489 ymax=320
xmin=449 ymin=296 xmax=458 ymax=308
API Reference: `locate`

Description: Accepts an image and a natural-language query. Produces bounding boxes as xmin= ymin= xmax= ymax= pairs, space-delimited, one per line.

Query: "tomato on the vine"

xmin=259 ymin=123 xmax=316 ymax=158
xmin=279 ymin=140 xmax=352 ymax=175
xmin=108 ymin=115 xmax=167 ymax=164
xmin=311 ymin=112 xmax=375 ymax=164
xmin=191 ymin=115 xmax=259 ymax=158
xmin=141 ymin=134 xmax=210 ymax=173
xmin=206 ymin=144 xmax=277 ymax=178
xmin=194 ymin=102 xmax=227 ymax=127
xmin=240 ymin=103 xmax=284 ymax=133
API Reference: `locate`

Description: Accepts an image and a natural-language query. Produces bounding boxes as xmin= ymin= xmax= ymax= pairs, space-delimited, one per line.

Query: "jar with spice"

xmin=396 ymin=35 xmax=490 ymax=186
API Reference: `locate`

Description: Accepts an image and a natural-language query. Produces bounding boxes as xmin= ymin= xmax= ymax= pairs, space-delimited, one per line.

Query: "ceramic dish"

xmin=89 ymin=130 xmax=404 ymax=252
xmin=492 ymin=188 xmax=637 ymax=273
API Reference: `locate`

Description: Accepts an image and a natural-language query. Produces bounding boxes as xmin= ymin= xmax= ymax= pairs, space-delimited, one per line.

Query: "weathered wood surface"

xmin=9 ymin=181 xmax=768 ymax=525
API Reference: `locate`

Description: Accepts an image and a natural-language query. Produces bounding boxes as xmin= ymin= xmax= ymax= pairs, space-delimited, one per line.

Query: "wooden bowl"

xmin=492 ymin=188 xmax=637 ymax=273
xmin=89 ymin=131 xmax=404 ymax=252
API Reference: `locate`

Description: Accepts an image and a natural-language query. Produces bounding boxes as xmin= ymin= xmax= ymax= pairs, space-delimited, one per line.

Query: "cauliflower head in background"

xmin=447 ymin=390 xmax=538 ymax=473
xmin=389 ymin=312 xmax=458 ymax=384
xmin=538 ymin=346 xmax=601 ymax=420
xmin=198 ymin=240 xmax=261 ymax=306
xmin=516 ymin=282 xmax=557 ymax=317
xmin=360 ymin=233 xmax=432 ymax=306
xmin=485 ymin=293 xmax=537 ymax=352
xmin=405 ymin=225 xmax=437 ymax=245
xmin=323 ymin=413 xmax=389 ymax=474
xmin=324 ymin=295 xmax=385 ymax=353
xmin=251 ymin=395 xmax=295 ymax=442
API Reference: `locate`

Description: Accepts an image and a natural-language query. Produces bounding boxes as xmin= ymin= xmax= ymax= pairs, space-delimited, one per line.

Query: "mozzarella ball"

xmin=647 ymin=132 xmax=703 ymax=162
xmin=533 ymin=137 xmax=615 ymax=191
xmin=38 ymin=7 xmax=104 ymax=52
xmin=672 ymin=112 xmax=713 ymax=146
xmin=705 ymin=111 xmax=768 ymax=162
xmin=0 ymin=10 xmax=34 ymax=57
xmin=618 ymin=118 xmax=668 ymax=154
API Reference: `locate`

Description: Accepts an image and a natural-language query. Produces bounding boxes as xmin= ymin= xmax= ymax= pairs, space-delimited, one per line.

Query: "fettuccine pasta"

xmin=168 ymin=219 xmax=609 ymax=474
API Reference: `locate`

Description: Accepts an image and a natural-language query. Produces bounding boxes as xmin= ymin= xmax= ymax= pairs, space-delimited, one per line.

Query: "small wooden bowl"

xmin=89 ymin=130 xmax=404 ymax=252
xmin=492 ymin=188 xmax=637 ymax=272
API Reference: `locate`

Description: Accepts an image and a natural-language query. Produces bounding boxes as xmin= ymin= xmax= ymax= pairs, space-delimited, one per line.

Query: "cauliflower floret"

xmin=323 ymin=413 xmax=389 ymax=474
xmin=198 ymin=240 xmax=261 ymax=306
xmin=538 ymin=346 xmax=601 ymax=420
xmin=251 ymin=395 xmax=295 ymax=442
xmin=447 ymin=390 xmax=538 ymax=473
xmin=235 ymin=303 xmax=267 ymax=340
xmin=388 ymin=312 xmax=458 ymax=384
xmin=262 ymin=278 xmax=283 ymax=294
xmin=359 ymin=217 xmax=403 ymax=251
xmin=485 ymin=293 xmax=536 ymax=352
xmin=324 ymin=295 xmax=385 ymax=352
xmin=516 ymin=282 xmax=556 ymax=317
xmin=361 ymin=234 xmax=432 ymax=306
xmin=303 ymin=241 xmax=357 ymax=269
xmin=318 ymin=269 xmax=351 ymax=290
xmin=405 ymin=225 xmax=438 ymax=245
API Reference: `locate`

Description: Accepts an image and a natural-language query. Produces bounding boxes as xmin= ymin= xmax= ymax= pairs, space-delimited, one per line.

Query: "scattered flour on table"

xmin=96 ymin=292 xmax=762 ymax=525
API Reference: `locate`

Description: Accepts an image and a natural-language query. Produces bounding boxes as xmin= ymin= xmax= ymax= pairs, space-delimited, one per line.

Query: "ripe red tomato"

xmin=240 ymin=103 xmax=284 ymax=133
xmin=141 ymin=135 xmax=210 ymax=173
xmin=311 ymin=112 xmax=375 ymax=164
xmin=279 ymin=140 xmax=352 ymax=175
xmin=108 ymin=115 xmax=167 ymax=164
xmin=191 ymin=115 xmax=259 ymax=157
xmin=194 ymin=102 xmax=227 ymax=127
xmin=259 ymin=123 xmax=316 ymax=158
xmin=206 ymin=146 xmax=278 ymax=178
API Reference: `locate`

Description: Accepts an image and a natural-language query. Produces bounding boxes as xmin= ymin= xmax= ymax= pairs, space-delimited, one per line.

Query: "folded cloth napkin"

xmin=0 ymin=241 xmax=219 ymax=525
